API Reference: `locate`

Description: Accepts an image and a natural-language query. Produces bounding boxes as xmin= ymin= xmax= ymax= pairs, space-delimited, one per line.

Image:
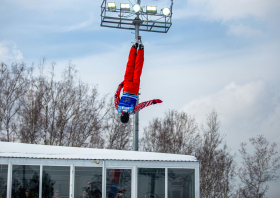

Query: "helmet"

xmin=120 ymin=112 xmax=129 ymax=123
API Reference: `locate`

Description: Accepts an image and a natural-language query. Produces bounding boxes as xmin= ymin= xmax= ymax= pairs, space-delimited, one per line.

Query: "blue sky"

xmin=1 ymin=0 xmax=280 ymax=196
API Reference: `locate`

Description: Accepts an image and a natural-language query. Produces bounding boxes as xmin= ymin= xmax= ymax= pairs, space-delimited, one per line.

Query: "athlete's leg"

xmin=123 ymin=45 xmax=137 ymax=94
xmin=131 ymin=46 xmax=144 ymax=95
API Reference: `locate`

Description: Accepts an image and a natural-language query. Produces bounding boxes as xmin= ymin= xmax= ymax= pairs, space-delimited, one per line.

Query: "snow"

xmin=0 ymin=142 xmax=197 ymax=162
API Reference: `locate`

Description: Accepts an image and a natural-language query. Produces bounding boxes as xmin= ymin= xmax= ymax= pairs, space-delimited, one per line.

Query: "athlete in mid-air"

xmin=114 ymin=37 xmax=162 ymax=123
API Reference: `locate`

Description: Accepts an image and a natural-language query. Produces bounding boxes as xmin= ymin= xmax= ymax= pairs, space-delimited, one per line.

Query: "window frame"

xmin=0 ymin=164 xmax=8 ymax=198
xmin=74 ymin=166 xmax=103 ymax=198
xmin=10 ymin=164 xmax=41 ymax=198
xmin=167 ymin=168 xmax=196 ymax=198
xmin=41 ymin=165 xmax=72 ymax=198
xmin=137 ymin=167 xmax=166 ymax=198
xmin=105 ymin=166 xmax=133 ymax=198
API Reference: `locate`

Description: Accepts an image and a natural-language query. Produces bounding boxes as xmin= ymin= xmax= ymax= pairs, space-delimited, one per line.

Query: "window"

xmin=106 ymin=169 xmax=131 ymax=198
xmin=0 ymin=165 xmax=8 ymax=198
xmin=75 ymin=167 xmax=102 ymax=198
xmin=138 ymin=168 xmax=165 ymax=198
xmin=42 ymin=166 xmax=70 ymax=198
xmin=168 ymin=169 xmax=195 ymax=198
xmin=12 ymin=165 xmax=40 ymax=198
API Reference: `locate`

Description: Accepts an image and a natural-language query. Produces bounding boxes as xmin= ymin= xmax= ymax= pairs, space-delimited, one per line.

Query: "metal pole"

xmin=134 ymin=0 xmax=140 ymax=39
xmin=133 ymin=96 xmax=139 ymax=151
xmin=133 ymin=0 xmax=140 ymax=151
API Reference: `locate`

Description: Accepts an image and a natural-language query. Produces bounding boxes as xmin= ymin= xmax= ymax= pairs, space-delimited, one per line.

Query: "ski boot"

xmin=137 ymin=36 xmax=144 ymax=50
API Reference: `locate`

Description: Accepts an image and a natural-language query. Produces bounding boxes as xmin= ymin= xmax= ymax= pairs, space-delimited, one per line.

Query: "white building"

xmin=0 ymin=142 xmax=199 ymax=198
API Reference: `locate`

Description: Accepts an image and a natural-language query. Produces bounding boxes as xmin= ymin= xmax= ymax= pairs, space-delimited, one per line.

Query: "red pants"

xmin=123 ymin=47 xmax=144 ymax=95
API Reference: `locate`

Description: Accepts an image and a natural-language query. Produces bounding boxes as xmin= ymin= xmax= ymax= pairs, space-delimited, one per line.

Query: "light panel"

xmin=107 ymin=2 xmax=116 ymax=11
xmin=120 ymin=3 xmax=130 ymax=12
xmin=146 ymin=6 xmax=157 ymax=14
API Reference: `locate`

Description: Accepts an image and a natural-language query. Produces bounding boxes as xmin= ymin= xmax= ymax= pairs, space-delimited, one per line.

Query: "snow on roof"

xmin=0 ymin=142 xmax=197 ymax=162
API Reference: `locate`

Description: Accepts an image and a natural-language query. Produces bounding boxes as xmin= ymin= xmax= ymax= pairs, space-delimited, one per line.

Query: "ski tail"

xmin=114 ymin=81 xmax=124 ymax=111
xmin=133 ymin=99 xmax=162 ymax=114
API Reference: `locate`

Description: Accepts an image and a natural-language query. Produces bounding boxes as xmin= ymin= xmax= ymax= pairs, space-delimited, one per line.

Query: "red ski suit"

xmin=123 ymin=46 xmax=144 ymax=95
xmin=114 ymin=46 xmax=162 ymax=114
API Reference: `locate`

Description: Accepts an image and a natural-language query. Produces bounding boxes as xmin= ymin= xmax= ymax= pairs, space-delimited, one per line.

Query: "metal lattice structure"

xmin=101 ymin=0 xmax=173 ymax=33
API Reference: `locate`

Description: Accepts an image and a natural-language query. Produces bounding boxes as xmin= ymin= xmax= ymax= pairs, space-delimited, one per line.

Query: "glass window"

xmin=74 ymin=167 xmax=102 ymax=198
xmin=42 ymin=166 xmax=70 ymax=198
xmin=0 ymin=165 xmax=8 ymax=198
xmin=106 ymin=169 xmax=131 ymax=198
xmin=138 ymin=168 xmax=165 ymax=198
xmin=12 ymin=165 xmax=40 ymax=198
xmin=168 ymin=169 xmax=195 ymax=198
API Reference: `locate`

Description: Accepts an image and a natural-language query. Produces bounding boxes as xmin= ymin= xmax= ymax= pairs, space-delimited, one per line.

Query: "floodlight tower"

xmin=101 ymin=0 xmax=173 ymax=151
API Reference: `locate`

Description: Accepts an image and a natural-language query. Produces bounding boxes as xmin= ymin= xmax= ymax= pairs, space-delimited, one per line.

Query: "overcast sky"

xmin=1 ymin=0 xmax=280 ymax=196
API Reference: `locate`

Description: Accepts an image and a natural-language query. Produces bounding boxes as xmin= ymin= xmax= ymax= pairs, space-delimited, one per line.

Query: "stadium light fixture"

xmin=146 ymin=6 xmax=157 ymax=14
xmin=120 ymin=3 xmax=130 ymax=12
xmin=133 ymin=4 xmax=141 ymax=13
xmin=162 ymin=7 xmax=170 ymax=16
xmin=108 ymin=2 xmax=116 ymax=11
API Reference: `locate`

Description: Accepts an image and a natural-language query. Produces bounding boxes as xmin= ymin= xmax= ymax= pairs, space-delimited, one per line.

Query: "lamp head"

xmin=162 ymin=7 xmax=170 ymax=16
xmin=121 ymin=3 xmax=131 ymax=12
xmin=108 ymin=2 xmax=116 ymax=11
xmin=133 ymin=4 xmax=141 ymax=13
xmin=146 ymin=6 xmax=157 ymax=14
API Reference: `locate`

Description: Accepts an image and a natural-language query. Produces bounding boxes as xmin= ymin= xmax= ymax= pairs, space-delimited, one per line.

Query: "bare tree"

xmin=37 ymin=61 xmax=55 ymax=145
xmin=140 ymin=109 xmax=199 ymax=155
xmin=17 ymin=67 xmax=43 ymax=143
xmin=17 ymin=59 xmax=53 ymax=144
xmin=0 ymin=62 xmax=29 ymax=141
xmin=237 ymin=135 xmax=280 ymax=198
xmin=65 ymin=82 xmax=108 ymax=148
xmin=103 ymin=99 xmax=133 ymax=150
xmin=37 ymin=62 xmax=109 ymax=147
xmin=140 ymin=109 xmax=235 ymax=197
xmin=9 ymin=60 xmax=109 ymax=147
xmin=195 ymin=110 xmax=236 ymax=198
xmin=54 ymin=63 xmax=77 ymax=145
xmin=38 ymin=62 xmax=70 ymax=145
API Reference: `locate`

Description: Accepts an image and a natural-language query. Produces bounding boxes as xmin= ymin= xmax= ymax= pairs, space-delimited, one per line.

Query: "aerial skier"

xmin=114 ymin=36 xmax=162 ymax=123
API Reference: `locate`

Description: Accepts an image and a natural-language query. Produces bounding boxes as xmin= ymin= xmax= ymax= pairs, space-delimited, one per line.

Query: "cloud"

xmin=180 ymin=80 xmax=280 ymax=147
xmin=182 ymin=80 xmax=277 ymax=127
xmin=179 ymin=79 xmax=280 ymax=197
xmin=174 ymin=0 xmax=280 ymax=38
xmin=0 ymin=0 xmax=101 ymax=34
xmin=228 ymin=24 xmax=262 ymax=37
xmin=260 ymin=104 xmax=280 ymax=142
xmin=0 ymin=41 xmax=23 ymax=63
xmin=60 ymin=14 xmax=96 ymax=32
xmin=6 ymin=0 xmax=100 ymax=10
xmin=176 ymin=0 xmax=280 ymax=22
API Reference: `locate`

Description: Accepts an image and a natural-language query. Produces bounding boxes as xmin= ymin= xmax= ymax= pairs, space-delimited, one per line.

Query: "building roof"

xmin=0 ymin=142 xmax=197 ymax=162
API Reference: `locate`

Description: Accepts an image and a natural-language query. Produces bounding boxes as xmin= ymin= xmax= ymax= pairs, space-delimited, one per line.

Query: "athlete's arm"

xmin=114 ymin=81 xmax=124 ymax=110
xmin=133 ymin=99 xmax=162 ymax=114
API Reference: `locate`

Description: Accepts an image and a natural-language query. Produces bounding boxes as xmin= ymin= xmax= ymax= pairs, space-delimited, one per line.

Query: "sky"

xmin=1 ymin=0 xmax=280 ymax=196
